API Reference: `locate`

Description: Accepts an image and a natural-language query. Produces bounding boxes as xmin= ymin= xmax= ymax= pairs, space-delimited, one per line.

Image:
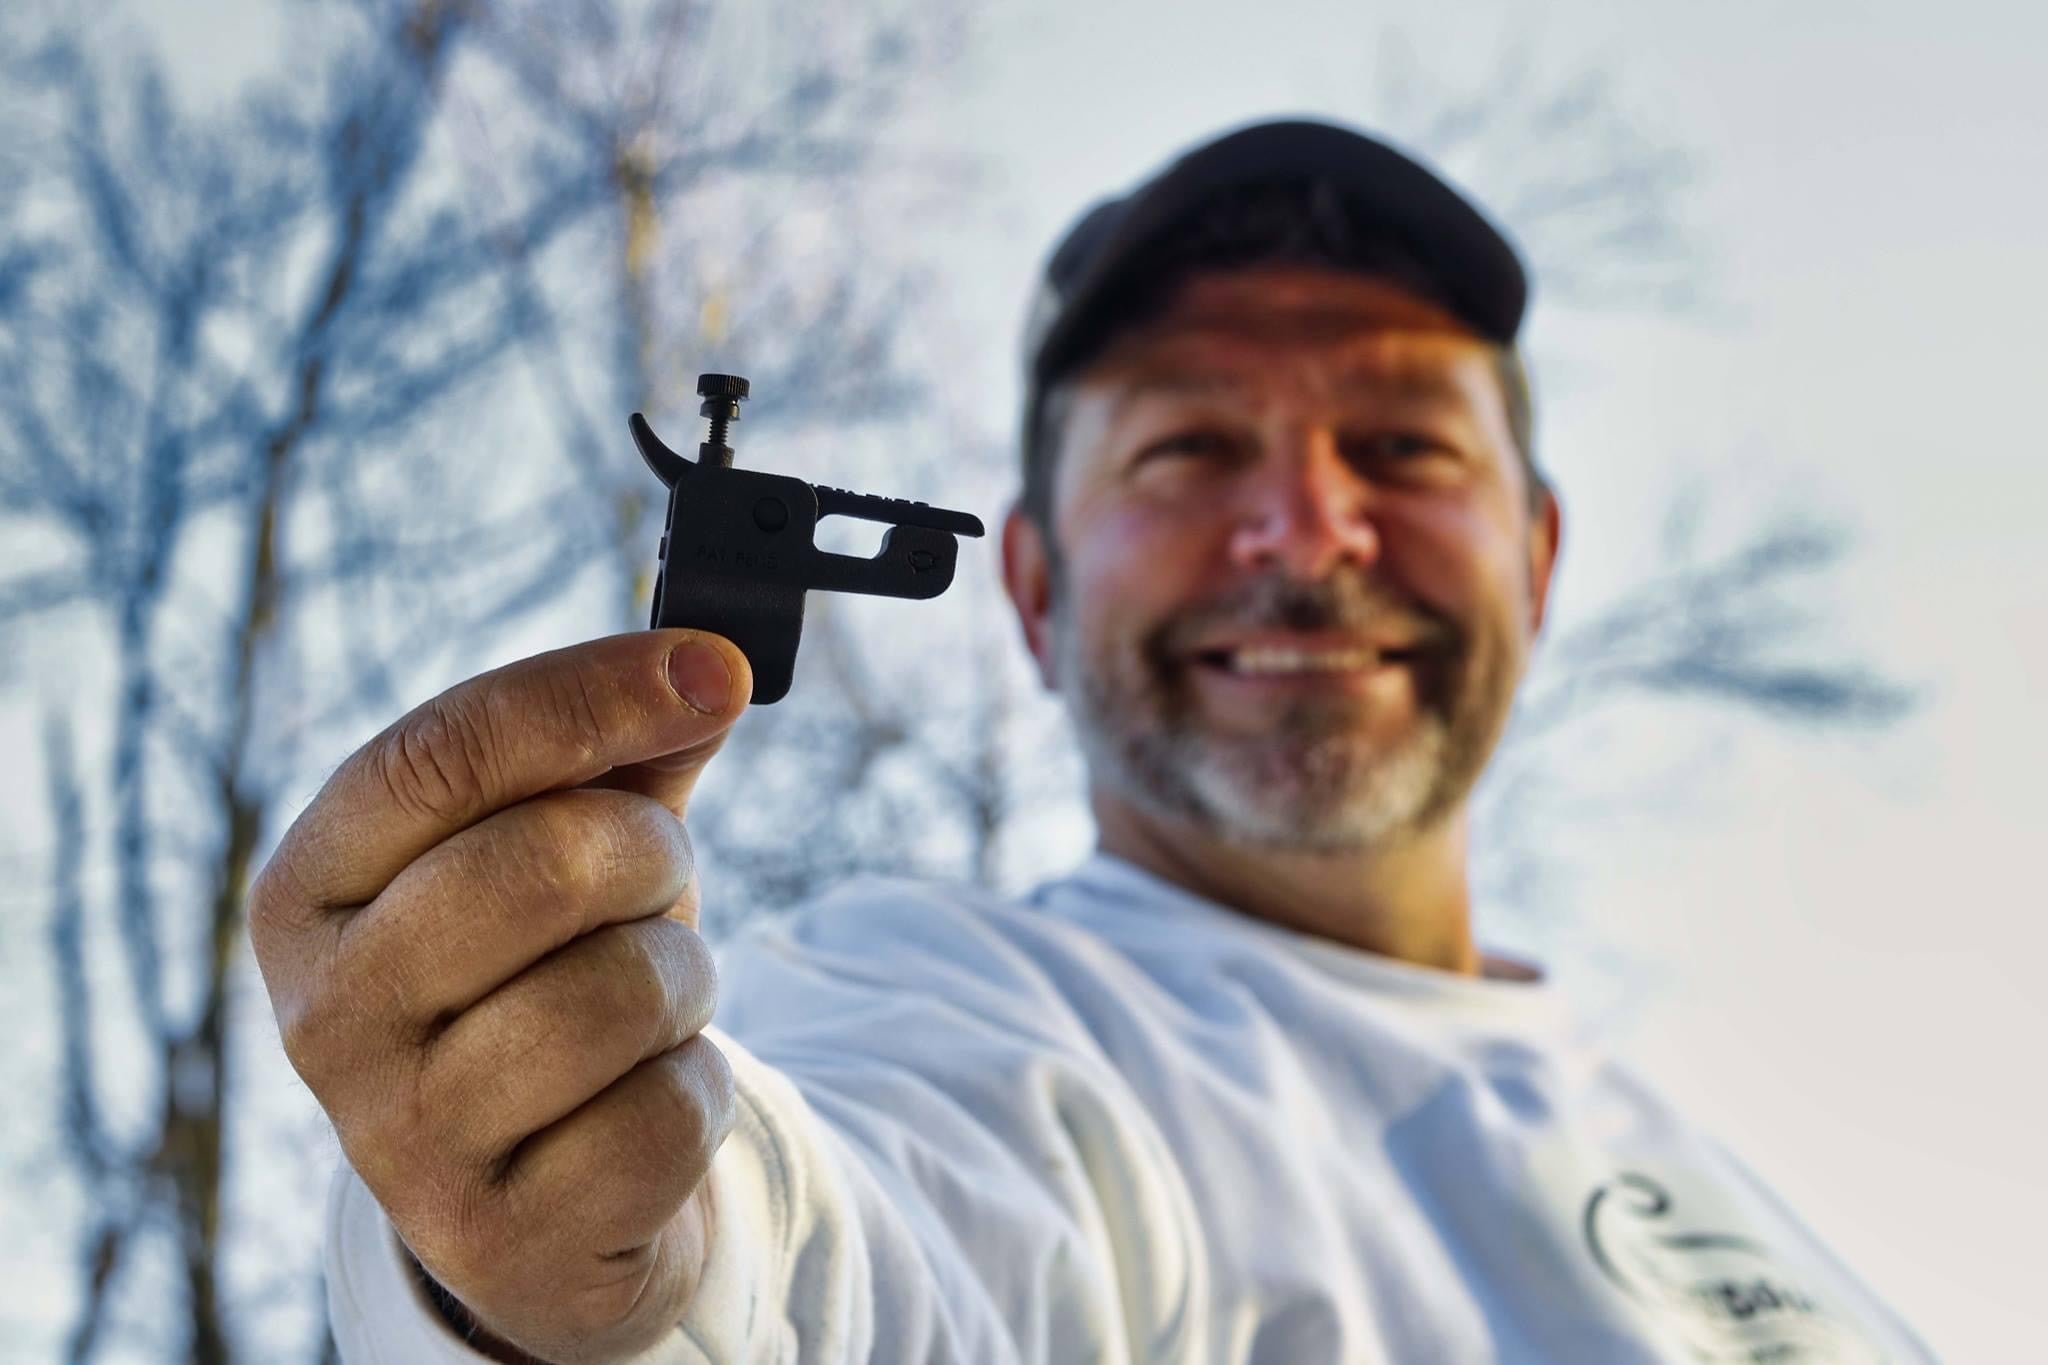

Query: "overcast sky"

xmin=15 ymin=0 xmax=2046 ymax=1357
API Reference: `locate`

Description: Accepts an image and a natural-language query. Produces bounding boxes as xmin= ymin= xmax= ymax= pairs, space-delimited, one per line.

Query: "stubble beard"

xmin=1056 ymin=570 xmax=1513 ymax=855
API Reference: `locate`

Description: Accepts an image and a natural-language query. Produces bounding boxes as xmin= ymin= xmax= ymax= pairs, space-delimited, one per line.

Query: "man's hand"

xmin=248 ymin=631 xmax=752 ymax=1364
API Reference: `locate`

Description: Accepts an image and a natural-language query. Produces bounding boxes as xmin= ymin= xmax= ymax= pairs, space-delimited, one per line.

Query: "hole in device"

xmin=813 ymin=514 xmax=891 ymax=560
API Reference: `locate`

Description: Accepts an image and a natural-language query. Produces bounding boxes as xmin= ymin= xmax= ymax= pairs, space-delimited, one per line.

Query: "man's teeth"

xmin=1224 ymin=646 xmax=1382 ymax=675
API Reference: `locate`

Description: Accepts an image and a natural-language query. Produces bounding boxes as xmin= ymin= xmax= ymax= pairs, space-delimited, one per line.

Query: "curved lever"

xmin=629 ymin=413 xmax=691 ymax=487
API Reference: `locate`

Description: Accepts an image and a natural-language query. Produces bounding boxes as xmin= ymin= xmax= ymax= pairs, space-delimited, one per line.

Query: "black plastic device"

xmin=632 ymin=374 xmax=986 ymax=704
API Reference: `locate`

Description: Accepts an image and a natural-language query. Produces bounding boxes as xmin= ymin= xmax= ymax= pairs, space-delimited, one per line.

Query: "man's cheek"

xmin=1377 ymin=505 xmax=1489 ymax=602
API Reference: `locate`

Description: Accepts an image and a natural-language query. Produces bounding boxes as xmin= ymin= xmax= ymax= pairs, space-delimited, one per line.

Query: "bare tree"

xmin=441 ymin=0 xmax=1021 ymax=927
xmin=448 ymin=0 xmax=974 ymax=621
xmin=4 ymin=7 xmax=529 ymax=1357
xmin=1374 ymin=29 xmax=1706 ymax=315
xmin=0 ymin=0 xmax=973 ymax=1359
xmin=1470 ymin=497 xmax=1915 ymax=954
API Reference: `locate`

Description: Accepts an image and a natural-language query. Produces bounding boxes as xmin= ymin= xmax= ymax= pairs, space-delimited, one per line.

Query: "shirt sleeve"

xmin=323 ymin=1027 xmax=875 ymax=1364
xmin=323 ymin=885 xmax=1210 ymax=1364
xmin=705 ymin=887 xmax=1212 ymax=1363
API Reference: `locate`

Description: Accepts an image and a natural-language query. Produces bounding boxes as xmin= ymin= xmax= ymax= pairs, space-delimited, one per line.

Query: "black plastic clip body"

xmin=631 ymin=381 xmax=984 ymax=704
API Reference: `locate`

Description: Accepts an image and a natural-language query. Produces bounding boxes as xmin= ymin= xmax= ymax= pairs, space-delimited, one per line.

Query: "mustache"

xmin=1148 ymin=571 xmax=1461 ymax=661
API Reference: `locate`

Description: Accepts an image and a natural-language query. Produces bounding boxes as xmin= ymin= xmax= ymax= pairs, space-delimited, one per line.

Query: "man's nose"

xmin=1225 ymin=432 xmax=1381 ymax=579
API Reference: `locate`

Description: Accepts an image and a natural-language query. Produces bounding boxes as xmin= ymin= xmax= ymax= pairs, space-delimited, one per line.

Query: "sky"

xmin=12 ymin=0 xmax=2046 ymax=1358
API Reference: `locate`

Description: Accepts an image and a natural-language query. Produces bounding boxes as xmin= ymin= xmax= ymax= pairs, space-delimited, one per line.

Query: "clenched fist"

xmin=248 ymin=631 xmax=753 ymax=1363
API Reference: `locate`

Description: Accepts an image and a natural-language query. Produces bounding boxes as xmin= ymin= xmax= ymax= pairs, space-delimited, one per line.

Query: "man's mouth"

xmin=1185 ymin=635 xmax=1438 ymax=678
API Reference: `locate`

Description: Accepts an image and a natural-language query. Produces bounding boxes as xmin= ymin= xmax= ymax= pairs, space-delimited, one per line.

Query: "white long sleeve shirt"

xmin=327 ymin=854 xmax=1937 ymax=1363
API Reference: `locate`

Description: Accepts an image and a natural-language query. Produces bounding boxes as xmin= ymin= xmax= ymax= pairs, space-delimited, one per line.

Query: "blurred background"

xmin=1 ymin=0 xmax=2040 ymax=1359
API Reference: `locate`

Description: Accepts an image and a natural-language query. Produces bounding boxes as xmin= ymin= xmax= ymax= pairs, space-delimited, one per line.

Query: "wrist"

xmin=405 ymin=1250 xmax=554 ymax=1365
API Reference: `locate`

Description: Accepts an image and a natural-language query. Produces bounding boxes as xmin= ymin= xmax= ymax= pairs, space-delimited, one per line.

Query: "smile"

xmin=1190 ymin=644 xmax=1433 ymax=678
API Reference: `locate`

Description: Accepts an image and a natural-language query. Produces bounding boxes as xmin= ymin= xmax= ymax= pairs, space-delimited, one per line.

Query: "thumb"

xmin=585 ymin=629 xmax=754 ymax=818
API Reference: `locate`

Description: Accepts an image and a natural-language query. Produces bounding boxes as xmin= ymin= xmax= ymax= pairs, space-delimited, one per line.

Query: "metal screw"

xmin=697 ymin=373 xmax=750 ymax=466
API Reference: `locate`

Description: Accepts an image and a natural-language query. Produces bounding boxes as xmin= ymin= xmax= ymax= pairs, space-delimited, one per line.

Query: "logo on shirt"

xmin=1582 ymin=1173 xmax=1887 ymax=1363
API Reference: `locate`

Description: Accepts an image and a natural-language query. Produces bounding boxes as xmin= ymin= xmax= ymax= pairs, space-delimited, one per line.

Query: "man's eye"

xmin=1137 ymin=431 xmax=1241 ymax=462
xmin=1343 ymin=432 xmax=1452 ymax=462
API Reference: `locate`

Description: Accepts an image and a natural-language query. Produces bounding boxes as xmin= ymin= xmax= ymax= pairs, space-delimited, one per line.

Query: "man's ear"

xmin=1000 ymin=503 xmax=1059 ymax=690
xmin=1526 ymin=484 xmax=1563 ymax=638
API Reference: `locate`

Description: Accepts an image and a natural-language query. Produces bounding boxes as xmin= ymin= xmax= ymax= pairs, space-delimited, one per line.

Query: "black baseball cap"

xmin=1022 ymin=117 xmax=1529 ymax=394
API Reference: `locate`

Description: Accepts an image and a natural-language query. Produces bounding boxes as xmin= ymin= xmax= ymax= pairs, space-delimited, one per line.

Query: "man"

xmin=251 ymin=120 xmax=1934 ymax=1363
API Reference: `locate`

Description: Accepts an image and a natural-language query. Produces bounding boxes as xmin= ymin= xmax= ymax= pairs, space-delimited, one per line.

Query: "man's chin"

xmin=1187 ymin=796 xmax=1424 ymax=855
xmin=1173 ymin=731 xmax=1450 ymax=853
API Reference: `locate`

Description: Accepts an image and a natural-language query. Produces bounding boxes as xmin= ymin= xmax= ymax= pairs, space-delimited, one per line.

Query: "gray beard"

xmin=1054 ymin=573 xmax=1506 ymax=854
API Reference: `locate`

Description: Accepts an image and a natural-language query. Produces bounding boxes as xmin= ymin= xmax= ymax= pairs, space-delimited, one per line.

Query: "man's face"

xmin=1004 ymin=265 xmax=1561 ymax=853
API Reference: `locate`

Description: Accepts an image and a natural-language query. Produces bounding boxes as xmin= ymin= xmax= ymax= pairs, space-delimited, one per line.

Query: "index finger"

xmin=267 ymin=629 xmax=751 ymax=913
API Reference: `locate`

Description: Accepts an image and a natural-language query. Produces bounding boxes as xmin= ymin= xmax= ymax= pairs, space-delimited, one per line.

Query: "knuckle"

xmin=695 ymin=1037 xmax=736 ymax=1140
xmin=404 ymin=798 xmax=689 ymax=1014
xmin=670 ymin=817 xmax=698 ymax=900
xmin=411 ymin=1042 xmax=513 ymax=1174
xmin=662 ymin=920 xmax=719 ymax=1030
xmin=278 ymin=981 xmax=368 ymax=1094
xmin=408 ymin=1173 xmax=516 ymax=1291
xmin=416 ymin=1094 xmax=508 ymax=1210
xmin=379 ymin=697 xmax=496 ymax=826
xmin=564 ymin=792 xmax=652 ymax=888
xmin=285 ymin=1001 xmax=428 ymax=1177
xmin=275 ymin=992 xmax=330 ymax=1084
xmin=539 ymin=791 xmax=692 ymax=914
xmin=659 ymin=1036 xmax=733 ymax=1156
xmin=606 ymin=920 xmax=680 ymax=1031
xmin=558 ymin=1258 xmax=666 ymax=1345
xmin=376 ymin=1072 xmax=506 ymax=1227
xmin=494 ymin=795 xmax=598 ymax=912
xmin=534 ymin=659 xmax=614 ymax=769
xmin=245 ymin=854 xmax=312 ymax=973
xmin=600 ymin=1055 xmax=715 ymax=1202
xmin=244 ymin=854 xmax=294 ymax=935
xmin=616 ymin=918 xmax=717 ymax=1049
xmin=646 ymin=813 xmax=697 ymax=918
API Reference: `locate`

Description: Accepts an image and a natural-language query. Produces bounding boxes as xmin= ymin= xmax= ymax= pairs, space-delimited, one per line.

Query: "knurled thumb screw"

xmin=697 ymin=373 xmax=750 ymax=466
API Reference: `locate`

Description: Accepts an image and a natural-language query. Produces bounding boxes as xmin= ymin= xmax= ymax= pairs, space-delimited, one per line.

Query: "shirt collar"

xmin=1047 ymin=849 xmax=1558 ymax=1010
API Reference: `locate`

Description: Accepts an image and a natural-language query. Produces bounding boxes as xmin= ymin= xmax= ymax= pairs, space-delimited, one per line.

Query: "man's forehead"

xmin=1100 ymin=338 xmax=1488 ymax=391
xmin=1079 ymin=267 xmax=1493 ymax=393
xmin=1084 ymin=327 xmax=1496 ymax=420
xmin=1158 ymin=267 xmax=1479 ymax=335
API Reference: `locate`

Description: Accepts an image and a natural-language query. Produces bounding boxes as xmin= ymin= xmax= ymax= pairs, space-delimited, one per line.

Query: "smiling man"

xmin=268 ymin=120 xmax=1936 ymax=1363
xmin=1018 ymin=260 xmax=1552 ymax=976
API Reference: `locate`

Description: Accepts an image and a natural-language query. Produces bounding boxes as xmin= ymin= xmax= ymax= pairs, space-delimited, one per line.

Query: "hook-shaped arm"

xmin=630 ymin=412 xmax=692 ymax=487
